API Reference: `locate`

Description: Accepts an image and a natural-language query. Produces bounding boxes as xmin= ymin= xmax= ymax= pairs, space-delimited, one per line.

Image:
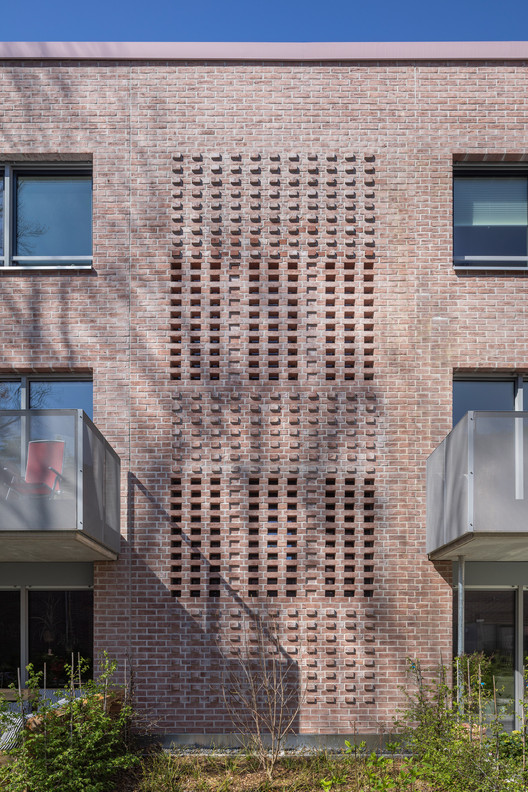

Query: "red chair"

xmin=5 ymin=440 xmax=65 ymax=499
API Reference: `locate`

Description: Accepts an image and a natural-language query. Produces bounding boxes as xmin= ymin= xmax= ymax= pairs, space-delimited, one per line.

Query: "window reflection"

xmin=0 ymin=591 xmax=20 ymax=688
xmin=0 ymin=382 xmax=21 ymax=410
xmin=0 ymin=380 xmax=92 ymax=513
xmin=453 ymin=380 xmax=515 ymax=426
xmin=29 ymin=381 xmax=93 ymax=419
xmin=15 ymin=175 xmax=92 ymax=258
xmin=454 ymin=177 xmax=528 ymax=261
xmin=454 ymin=590 xmax=515 ymax=707
xmin=28 ymin=590 xmax=93 ymax=687
xmin=0 ymin=384 xmax=22 ymax=472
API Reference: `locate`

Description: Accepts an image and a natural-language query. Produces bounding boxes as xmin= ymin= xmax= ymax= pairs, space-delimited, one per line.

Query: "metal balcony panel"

xmin=427 ymin=411 xmax=528 ymax=561
xmin=0 ymin=410 xmax=120 ymax=562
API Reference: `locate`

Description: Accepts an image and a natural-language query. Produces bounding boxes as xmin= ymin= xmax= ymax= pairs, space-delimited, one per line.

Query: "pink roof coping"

xmin=0 ymin=41 xmax=528 ymax=61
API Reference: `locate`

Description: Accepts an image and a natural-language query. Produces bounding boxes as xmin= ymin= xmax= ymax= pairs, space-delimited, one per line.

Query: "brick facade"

xmin=1 ymin=49 xmax=525 ymax=736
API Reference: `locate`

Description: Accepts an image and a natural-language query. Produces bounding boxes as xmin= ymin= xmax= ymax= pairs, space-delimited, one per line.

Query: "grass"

xmin=113 ymin=750 xmax=434 ymax=792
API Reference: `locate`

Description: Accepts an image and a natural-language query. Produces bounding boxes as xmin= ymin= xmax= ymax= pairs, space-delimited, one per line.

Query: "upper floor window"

xmin=453 ymin=167 xmax=528 ymax=270
xmin=0 ymin=376 xmax=93 ymax=418
xmin=452 ymin=378 xmax=517 ymax=425
xmin=0 ymin=376 xmax=93 ymax=489
xmin=0 ymin=164 xmax=92 ymax=269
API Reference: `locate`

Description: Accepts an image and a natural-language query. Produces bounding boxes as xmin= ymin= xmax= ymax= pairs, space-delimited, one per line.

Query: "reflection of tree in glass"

xmin=30 ymin=592 xmax=85 ymax=686
xmin=34 ymin=594 xmax=61 ymax=652
xmin=28 ymin=382 xmax=52 ymax=410
xmin=0 ymin=382 xmax=51 ymax=470
xmin=16 ymin=180 xmax=47 ymax=255
xmin=0 ymin=382 xmax=20 ymax=410
xmin=33 ymin=593 xmax=75 ymax=650
xmin=0 ymin=384 xmax=21 ymax=469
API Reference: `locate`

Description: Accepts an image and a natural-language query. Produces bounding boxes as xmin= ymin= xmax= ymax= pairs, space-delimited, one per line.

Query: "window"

xmin=0 ymin=590 xmax=20 ymax=687
xmin=0 ymin=164 xmax=92 ymax=268
xmin=0 ymin=588 xmax=93 ymax=688
xmin=0 ymin=376 xmax=93 ymax=417
xmin=454 ymin=589 xmax=515 ymax=722
xmin=454 ymin=166 xmax=528 ymax=269
xmin=0 ymin=376 xmax=93 ymax=501
xmin=452 ymin=379 xmax=516 ymax=425
xmin=452 ymin=375 xmax=528 ymax=425
xmin=28 ymin=590 xmax=93 ymax=686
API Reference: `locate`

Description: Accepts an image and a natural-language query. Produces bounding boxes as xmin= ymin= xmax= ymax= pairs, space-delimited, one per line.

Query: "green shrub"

xmin=394 ymin=656 xmax=528 ymax=792
xmin=0 ymin=654 xmax=139 ymax=792
xmin=496 ymin=729 xmax=525 ymax=760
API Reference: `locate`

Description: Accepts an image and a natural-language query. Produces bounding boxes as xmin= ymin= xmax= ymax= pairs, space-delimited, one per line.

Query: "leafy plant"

xmin=394 ymin=656 xmax=527 ymax=792
xmin=0 ymin=653 xmax=138 ymax=792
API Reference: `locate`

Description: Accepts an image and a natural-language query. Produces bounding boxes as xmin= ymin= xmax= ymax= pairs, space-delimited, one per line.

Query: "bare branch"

xmin=219 ymin=606 xmax=305 ymax=780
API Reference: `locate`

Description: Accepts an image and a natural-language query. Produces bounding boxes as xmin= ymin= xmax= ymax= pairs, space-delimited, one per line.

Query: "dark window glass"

xmin=522 ymin=591 xmax=528 ymax=666
xmin=454 ymin=176 xmax=528 ymax=264
xmin=453 ymin=380 xmax=515 ymax=426
xmin=15 ymin=175 xmax=92 ymax=258
xmin=454 ymin=589 xmax=515 ymax=706
xmin=28 ymin=590 xmax=93 ymax=687
xmin=29 ymin=380 xmax=93 ymax=420
xmin=0 ymin=591 xmax=20 ymax=687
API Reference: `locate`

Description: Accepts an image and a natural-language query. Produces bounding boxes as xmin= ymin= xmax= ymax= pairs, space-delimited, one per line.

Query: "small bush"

xmin=0 ymin=654 xmax=139 ymax=792
xmin=394 ymin=656 xmax=528 ymax=792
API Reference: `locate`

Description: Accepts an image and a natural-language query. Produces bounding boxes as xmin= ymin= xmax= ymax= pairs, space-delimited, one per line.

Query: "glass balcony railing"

xmin=0 ymin=410 xmax=120 ymax=562
xmin=427 ymin=411 xmax=528 ymax=561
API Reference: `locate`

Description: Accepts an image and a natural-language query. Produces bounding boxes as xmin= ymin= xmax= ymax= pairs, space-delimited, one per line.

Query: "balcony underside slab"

xmin=0 ymin=532 xmax=118 ymax=562
xmin=429 ymin=532 xmax=528 ymax=562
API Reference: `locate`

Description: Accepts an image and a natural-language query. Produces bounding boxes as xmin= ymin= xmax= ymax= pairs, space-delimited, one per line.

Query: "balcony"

xmin=427 ymin=411 xmax=528 ymax=561
xmin=0 ymin=410 xmax=120 ymax=562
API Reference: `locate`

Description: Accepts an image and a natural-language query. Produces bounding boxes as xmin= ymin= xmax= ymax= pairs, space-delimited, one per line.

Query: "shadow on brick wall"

xmin=95 ymin=472 xmax=301 ymax=737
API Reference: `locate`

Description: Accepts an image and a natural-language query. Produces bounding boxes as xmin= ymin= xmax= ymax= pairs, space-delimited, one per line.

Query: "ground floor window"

xmin=454 ymin=590 xmax=515 ymax=704
xmin=452 ymin=576 xmax=528 ymax=729
xmin=0 ymin=588 xmax=93 ymax=688
xmin=0 ymin=591 xmax=20 ymax=687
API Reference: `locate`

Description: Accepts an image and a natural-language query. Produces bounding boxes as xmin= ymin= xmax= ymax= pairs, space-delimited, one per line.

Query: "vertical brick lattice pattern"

xmin=171 ymin=152 xmax=374 ymax=385
xmin=166 ymin=151 xmax=380 ymax=731
xmin=170 ymin=152 xmax=377 ymax=606
xmin=170 ymin=472 xmax=376 ymax=600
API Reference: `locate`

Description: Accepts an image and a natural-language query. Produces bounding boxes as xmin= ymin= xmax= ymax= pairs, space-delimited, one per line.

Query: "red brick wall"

xmin=1 ymin=57 xmax=526 ymax=734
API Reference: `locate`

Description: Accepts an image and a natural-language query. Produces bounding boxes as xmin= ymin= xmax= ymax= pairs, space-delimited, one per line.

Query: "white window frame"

xmin=0 ymin=162 xmax=93 ymax=270
xmin=453 ymin=163 xmax=528 ymax=271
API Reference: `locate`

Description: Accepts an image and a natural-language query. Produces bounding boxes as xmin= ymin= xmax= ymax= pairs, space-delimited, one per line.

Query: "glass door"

xmin=454 ymin=589 xmax=516 ymax=727
xmin=0 ymin=588 xmax=93 ymax=689
xmin=0 ymin=590 xmax=20 ymax=688
xmin=28 ymin=590 xmax=93 ymax=687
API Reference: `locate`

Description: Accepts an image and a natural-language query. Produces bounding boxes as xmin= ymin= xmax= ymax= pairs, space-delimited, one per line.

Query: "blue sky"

xmin=2 ymin=0 xmax=528 ymax=42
